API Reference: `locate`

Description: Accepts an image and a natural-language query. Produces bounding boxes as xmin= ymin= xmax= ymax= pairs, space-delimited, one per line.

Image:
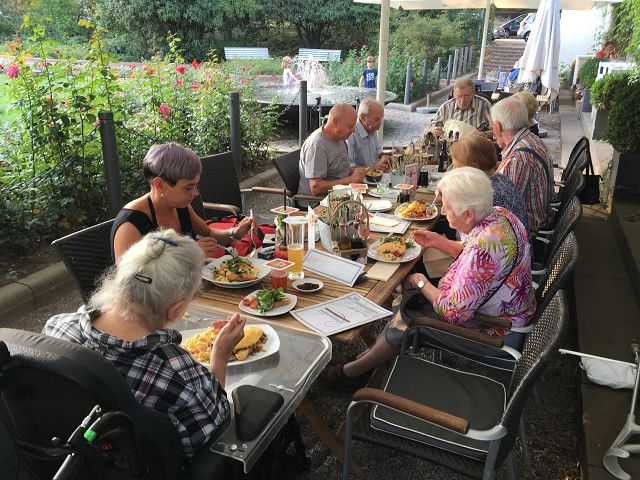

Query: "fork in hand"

xmin=247 ymin=208 xmax=257 ymax=258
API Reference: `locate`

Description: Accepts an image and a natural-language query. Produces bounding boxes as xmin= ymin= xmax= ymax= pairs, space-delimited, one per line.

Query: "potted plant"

xmin=606 ymin=71 xmax=640 ymax=199
xmin=578 ymin=57 xmax=599 ymax=112
xmin=590 ymin=71 xmax=630 ymax=140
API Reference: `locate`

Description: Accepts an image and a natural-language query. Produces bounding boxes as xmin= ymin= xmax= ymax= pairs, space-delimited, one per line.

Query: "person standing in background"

xmin=359 ymin=56 xmax=377 ymax=89
xmin=282 ymin=56 xmax=298 ymax=86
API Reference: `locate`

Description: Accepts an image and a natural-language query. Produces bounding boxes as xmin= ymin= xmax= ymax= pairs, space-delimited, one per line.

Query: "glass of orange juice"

xmin=284 ymin=216 xmax=307 ymax=280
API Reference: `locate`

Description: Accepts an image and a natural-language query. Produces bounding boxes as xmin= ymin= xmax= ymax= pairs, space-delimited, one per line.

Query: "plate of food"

xmin=362 ymin=199 xmax=393 ymax=212
xmin=394 ymin=200 xmax=438 ymax=221
xmin=292 ymin=278 xmax=324 ymax=293
xmin=365 ymin=167 xmax=384 ymax=184
xmin=239 ymin=287 xmax=297 ymax=316
xmin=181 ymin=323 xmax=279 ymax=365
xmin=367 ymin=235 xmax=422 ymax=263
xmin=368 ymin=187 xmax=400 ymax=199
xmin=202 ymin=255 xmax=269 ymax=288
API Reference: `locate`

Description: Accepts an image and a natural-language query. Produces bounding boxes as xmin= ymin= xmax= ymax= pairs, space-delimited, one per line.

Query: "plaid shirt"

xmin=430 ymin=95 xmax=492 ymax=131
xmin=497 ymin=128 xmax=553 ymax=233
xmin=43 ymin=308 xmax=230 ymax=458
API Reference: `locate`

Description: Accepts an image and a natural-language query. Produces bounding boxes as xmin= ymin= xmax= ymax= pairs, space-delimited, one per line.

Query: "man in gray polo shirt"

xmin=346 ymin=97 xmax=391 ymax=170
xmin=298 ymin=103 xmax=367 ymax=200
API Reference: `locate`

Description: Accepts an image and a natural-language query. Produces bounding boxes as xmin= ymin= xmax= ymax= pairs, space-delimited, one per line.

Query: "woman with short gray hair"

xmin=322 ymin=167 xmax=535 ymax=389
xmin=111 ymin=142 xmax=254 ymax=263
xmin=44 ymin=229 xmax=246 ymax=457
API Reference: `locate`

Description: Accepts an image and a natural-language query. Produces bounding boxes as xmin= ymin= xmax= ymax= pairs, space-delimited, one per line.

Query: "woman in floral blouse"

xmin=321 ymin=167 xmax=535 ymax=389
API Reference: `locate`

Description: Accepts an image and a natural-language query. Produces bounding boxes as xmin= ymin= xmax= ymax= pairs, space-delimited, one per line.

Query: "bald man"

xmin=297 ymin=103 xmax=367 ymax=202
xmin=346 ymin=97 xmax=391 ymax=170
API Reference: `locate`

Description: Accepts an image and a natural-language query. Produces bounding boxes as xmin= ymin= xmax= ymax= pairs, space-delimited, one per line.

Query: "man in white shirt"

xmin=346 ymin=97 xmax=391 ymax=170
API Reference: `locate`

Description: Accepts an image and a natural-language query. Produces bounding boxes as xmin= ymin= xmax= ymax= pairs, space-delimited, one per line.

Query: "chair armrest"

xmin=353 ymin=387 xmax=469 ymax=434
xmin=251 ymin=186 xmax=294 ymax=197
xmin=550 ymin=201 xmax=560 ymax=208
xmin=472 ymin=314 xmax=512 ymax=331
xmin=554 ymin=180 xmax=565 ymax=187
xmin=410 ymin=316 xmax=504 ymax=348
xmin=536 ymin=229 xmax=554 ymax=237
xmin=240 ymin=188 xmax=252 ymax=194
xmin=202 ymin=202 xmax=240 ymax=214
xmin=293 ymin=193 xmax=325 ymax=202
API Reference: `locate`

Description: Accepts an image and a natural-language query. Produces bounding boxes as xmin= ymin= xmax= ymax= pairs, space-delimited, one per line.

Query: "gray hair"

xmin=358 ymin=97 xmax=383 ymax=117
xmin=438 ymin=167 xmax=494 ymax=220
xmin=90 ymin=229 xmax=204 ymax=330
xmin=453 ymin=78 xmax=475 ymax=92
xmin=142 ymin=142 xmax=202 ymax=186
xmin=490 ymin=97 xmax=529 ymax=133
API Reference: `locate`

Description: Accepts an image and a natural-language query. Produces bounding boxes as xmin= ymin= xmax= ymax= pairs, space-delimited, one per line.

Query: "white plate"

xmin=393 ymin=203 xmax=438 ymax=222
xmin=292 ymin=278 xmax=324 ymax=293
xmin=427 ymin=183 xmax=438 ymax=192
xmin=181 ymin=324 xmax=280 ymax=366
xmin=202 ymin=255 xmax=269 ymax=289
xmin=367 ymin=238 xmax=422 ymax=263
xmin=362 ymin=199 xmax=393 ymax=212
xmin=367 ymin=188 xmax=400 ymax=199
xmin=239 ymin=290 xmax=297 ymax=316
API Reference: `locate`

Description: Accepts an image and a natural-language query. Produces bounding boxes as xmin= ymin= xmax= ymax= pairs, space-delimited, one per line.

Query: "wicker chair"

xmin=51 ymin=219 xmax=114 ymax=304
xmin=342 ymin=291 xmax=568 ymax=480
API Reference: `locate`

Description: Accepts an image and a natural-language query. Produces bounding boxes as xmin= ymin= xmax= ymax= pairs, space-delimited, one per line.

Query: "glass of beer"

xmin=284 ymin=216 xmax=308 ymax=280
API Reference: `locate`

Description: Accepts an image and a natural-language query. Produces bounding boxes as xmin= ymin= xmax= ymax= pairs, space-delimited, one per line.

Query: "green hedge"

xmin=607 ymin=72 xmax=640 ymax=153
xmin=579 ymin=57 xmax=599 ymax=89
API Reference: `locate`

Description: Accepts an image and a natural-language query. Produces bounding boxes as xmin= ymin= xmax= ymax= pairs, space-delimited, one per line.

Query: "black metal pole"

xmin=299 ymin=81 xmax=307 ymax=147
xmin=446 ymin=55 xmax=453 ymax=86
xmin=229 ymin=91 xmax=241 ymax=178
xmin=98 ymin=111 xmax=123 ymax=217
xmin=404 ymin=61 xmax=412 ymax=105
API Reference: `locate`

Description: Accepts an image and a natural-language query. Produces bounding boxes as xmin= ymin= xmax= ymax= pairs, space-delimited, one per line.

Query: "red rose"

xmin=158 ymin=104 xmax=171 ymax=118
xmin=6 ymin=64 xmax=19 ymax=79
xmin=192 ymin=59 xmax=199 ymax=69
xmin=175 ymin=65 xmax=185 ymax=74
xmin=177 ymin=79 xmax=183 ymax=86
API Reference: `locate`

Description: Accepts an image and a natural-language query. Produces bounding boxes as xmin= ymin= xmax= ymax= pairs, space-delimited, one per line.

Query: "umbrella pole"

xmin=376 ymin=0 xmax=390 ymax=142
xmin=477 ymin=0 xmax=492 ymax=80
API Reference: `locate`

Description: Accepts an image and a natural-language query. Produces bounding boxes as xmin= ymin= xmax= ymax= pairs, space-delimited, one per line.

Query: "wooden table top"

xmin=193 ymin=189 xmax=439 ymax=344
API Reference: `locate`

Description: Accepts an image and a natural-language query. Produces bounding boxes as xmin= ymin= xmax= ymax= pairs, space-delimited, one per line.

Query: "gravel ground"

xmin=5 ymin=105 xmax=580 ymax=480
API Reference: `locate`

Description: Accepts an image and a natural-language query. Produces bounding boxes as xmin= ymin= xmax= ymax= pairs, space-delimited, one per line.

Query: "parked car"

xmin=517 ymin=13 xmax=536 ymax=41
xmin=492 ymin=14 xmax=527 ymax=39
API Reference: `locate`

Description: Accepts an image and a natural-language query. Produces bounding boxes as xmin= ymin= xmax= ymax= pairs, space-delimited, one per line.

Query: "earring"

xmin=160 ymin=193 xmax=164 ymax=198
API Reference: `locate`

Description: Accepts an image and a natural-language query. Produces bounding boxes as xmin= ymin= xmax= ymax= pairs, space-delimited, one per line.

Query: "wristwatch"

xmin=228 ymin=227 xmax=236 ymax=241
xmin=417 ymin=280 xmax=425 ymax=289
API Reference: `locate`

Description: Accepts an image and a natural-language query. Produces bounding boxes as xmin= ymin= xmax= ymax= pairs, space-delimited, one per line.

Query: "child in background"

xmin=282 ymin=56 xmax=298 ymax=86
xmin=359 ymin=56 xmax=377 ymax=89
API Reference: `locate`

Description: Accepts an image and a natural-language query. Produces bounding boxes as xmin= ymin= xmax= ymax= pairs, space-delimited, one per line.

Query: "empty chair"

xmin=533 ymin=196 xmax=582 ymax=272
xmin=543 ymin=170 xmax=585 ymax=232
xmin=51 ymin=219 xmax=114 ymax=303
xmin=559 ymin=137 xmax=590 ymax=183
xmin=342 ymin=291 xmax=568 ymax=480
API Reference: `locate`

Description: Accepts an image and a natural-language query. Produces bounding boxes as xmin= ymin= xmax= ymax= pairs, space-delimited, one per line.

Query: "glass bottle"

xmin=274 ymin=214 xmax=288 ymax=260
xmin=350 ymin=220 xmax=365 ymax=249
xmin=337 ymin=222 xmax=352 ymax=251
xmin=438 ymin=140 xmax=448 ymax=173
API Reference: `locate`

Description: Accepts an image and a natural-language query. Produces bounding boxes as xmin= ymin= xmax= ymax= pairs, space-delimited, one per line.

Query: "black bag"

xmin=579 ymin=157 xmax=601 ymax=205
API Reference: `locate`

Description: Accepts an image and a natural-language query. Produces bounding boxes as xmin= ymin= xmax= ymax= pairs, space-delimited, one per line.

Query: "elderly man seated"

xmin=492 ymin=96 xmax=553 ymax=233
xmin=297 ymin=103 xmax=367 ymax=202
xmin=427 ymin=78 xmax=493 ymax=138
xmin=346 ymin=97 xmax=391 ymax=170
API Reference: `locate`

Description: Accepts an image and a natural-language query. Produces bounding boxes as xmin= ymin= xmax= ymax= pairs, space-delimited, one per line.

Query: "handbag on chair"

xmin=578 ymin=157 xmax=601 ymax=205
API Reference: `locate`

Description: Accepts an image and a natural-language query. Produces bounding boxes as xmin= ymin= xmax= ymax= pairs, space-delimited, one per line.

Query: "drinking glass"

xmin=284 ymin=216 xmax=307 ymax=280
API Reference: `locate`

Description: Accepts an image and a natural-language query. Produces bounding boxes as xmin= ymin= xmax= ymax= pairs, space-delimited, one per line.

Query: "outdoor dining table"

xmin=189 ymin=188 xmax=440 ymax=472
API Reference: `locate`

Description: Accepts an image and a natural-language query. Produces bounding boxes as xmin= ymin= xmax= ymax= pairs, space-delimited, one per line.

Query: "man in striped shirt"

xmin=428 ymin=78 xmax=493 ymax=137
xmin=492 ymin=97 xmax=553 ymax=233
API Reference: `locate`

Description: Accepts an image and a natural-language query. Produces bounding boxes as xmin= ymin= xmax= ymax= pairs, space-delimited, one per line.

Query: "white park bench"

xmin=297 ymin=48 xmax=341 ymax=62
xmin=224 ymin=47 xmax=271 ymax=60
xmin=596 ymin=61 xmax=635 ymax=80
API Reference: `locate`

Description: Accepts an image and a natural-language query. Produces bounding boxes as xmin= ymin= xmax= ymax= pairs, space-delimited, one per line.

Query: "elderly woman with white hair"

xmin=44 ymin=229 xmax=246 ymax=457
xmin=322 ymin=167 xmax=535 ymax=389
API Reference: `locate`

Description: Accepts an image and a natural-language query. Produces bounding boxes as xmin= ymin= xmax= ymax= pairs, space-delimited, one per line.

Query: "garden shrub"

xmin=607 ymin=72 xmax=640 ymax=153
xmin=0 ymin=24 xmax=277 ymax=251
xmin=578 ymin=57 xmax=599 ymax=89
xmin=591 ymin=71 xmax=631 ymax=110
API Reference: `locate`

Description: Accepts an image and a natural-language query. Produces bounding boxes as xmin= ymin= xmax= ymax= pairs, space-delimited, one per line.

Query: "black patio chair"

xmin=252 ymin=149 xmax=323 ymax=207
xmin=0 ymin=329 xmax=227 ymax=480
xmin=557 ymin=137 xmax=590 ymax=182
xmin=541 ymin=169 xmax=584 ymax=232
xmin=342 ymin=290 xmax=568 ymax=480
xmin=51 ymin=219 xmax=114 ymax=304
xmin=533 ymin=196 xmax=582 ymax=273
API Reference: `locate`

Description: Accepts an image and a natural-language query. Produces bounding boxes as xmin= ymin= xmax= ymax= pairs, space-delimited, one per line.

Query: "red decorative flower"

xmin=242 ymin=67 xmax=247 ymax=72
xmin=175 ymin=65 xmax=185 ymax=74
xmin=177 ymin=79 xmax=183 ymax=86
xmin=192 ymin=59 xmax=199 ymax=69
xmin=595 ymin=50 xmax=605 ymax=59
xmin=158 ymin=104 xmax=171 ymax=118
xmin=410 ymin=82 xmax=414 ymax=88
xmin=191 ymin=82 xmax=201 ymax=90
xmin=271 ymin=73 xmax=276 ymax=78
xmin=93 ymin=119 xmax=100 ymax=127
xmin=6 ymin=64 xmax=19 ymax=79
xmin=240 ymin=78 xmax=245 ymax=84
xmin=256 ymin=71 xmax=261 ymax=76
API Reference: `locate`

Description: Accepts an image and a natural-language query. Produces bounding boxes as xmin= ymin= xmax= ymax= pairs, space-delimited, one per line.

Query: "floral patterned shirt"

xmin=434 ymin=206 xmax=536 ymax=333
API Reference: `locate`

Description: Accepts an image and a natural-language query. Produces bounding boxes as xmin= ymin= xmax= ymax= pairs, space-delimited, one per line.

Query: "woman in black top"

xmin=111 ymin=143 xmax=253 ymax=263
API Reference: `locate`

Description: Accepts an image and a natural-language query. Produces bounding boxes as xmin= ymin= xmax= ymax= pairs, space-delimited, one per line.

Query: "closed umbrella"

xmin=517 ymin=0 xmax=561 ymax=99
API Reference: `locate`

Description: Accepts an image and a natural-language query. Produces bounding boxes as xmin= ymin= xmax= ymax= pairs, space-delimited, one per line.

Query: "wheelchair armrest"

xmin=472 ymin=314 xmax=512 ymax=331
xmin=353 ymin=387 xmax=470 ymax=434
xmin=202 ymin=202 xmax=241 ymax=215
xmin=410 ymin=316 xmax=504 ymax=348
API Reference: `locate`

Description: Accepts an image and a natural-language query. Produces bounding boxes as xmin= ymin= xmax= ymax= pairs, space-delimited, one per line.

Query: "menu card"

xmin=404 ymin=163 xmax=419 ymax=192
xmin=291 ymin=292 xmax=393 ymax=336
xmin=303 ymin=249 xmax=365 ymax=287
xmin=369 ymin=213 xmax=411 ymax=234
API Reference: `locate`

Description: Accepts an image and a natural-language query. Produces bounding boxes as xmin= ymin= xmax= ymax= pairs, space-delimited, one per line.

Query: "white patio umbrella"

xmin=517 ymin=0 xmax=561 ymax=99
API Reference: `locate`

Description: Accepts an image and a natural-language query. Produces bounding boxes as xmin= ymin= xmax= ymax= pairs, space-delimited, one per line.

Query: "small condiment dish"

xmin=292 ymin=278 xmax=324 ymax=293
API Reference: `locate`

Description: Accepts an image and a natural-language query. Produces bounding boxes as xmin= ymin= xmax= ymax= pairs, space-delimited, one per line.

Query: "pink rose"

xmin=158 ymin=104 xmax=171 ymax=118
xmin=6 ymin=64 xmax=19 ymax=79
xmin=175 ymin=65 xmax=185 ymax=74
xmin=192 ymin=59 xmax=199 ymax=69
